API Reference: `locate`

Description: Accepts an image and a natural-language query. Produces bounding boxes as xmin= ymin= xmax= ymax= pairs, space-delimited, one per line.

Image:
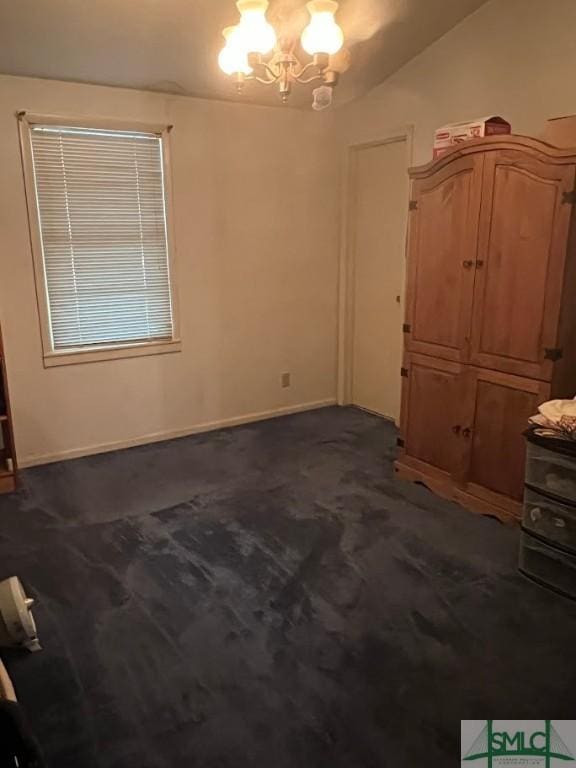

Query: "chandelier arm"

xmin=292 ymin=60 xmax=319 ymax=79
xmin=245 ymin=62 xmax=281 ymax=85
xmin=253 ymin=74 xmax=281 ymax=85
xmin=294 ymin=72 xmax=325 ymax=85
xmin=260 ymin=61 xmax=282 ymax=82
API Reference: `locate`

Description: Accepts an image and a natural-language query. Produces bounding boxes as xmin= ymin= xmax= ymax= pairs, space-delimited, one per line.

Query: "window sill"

xmin=43 ymin=339 xmax=182 ymax=368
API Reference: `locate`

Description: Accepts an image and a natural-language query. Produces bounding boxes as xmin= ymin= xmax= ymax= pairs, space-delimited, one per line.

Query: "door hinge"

xmin=544 ymin=347 xmax=563 ymax=361
xmin=400 ymin=367 xmax=409 ymax=378
xmin=409 ymin=200 xmax=418 ymax=211
xmin=402 ymin=323 xmax=411 ymax=333
xmin=397 ymin=437 xmax=405 ymax=448
xmin=562 ymin=190 xmax=576 ymax=205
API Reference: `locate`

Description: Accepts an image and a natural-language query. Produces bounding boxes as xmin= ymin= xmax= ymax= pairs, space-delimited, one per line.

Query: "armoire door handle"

xmin=462 ymin=260 xmax=474 ymax=269
xmin=462 ymin=427 xmax=472 ymax=438
xmin=451 ymin=425 xmax=461 ymax=435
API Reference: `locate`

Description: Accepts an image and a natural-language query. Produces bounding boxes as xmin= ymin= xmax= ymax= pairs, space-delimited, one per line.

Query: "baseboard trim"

xmin=19 ymin=398 xmax=338 ymax=468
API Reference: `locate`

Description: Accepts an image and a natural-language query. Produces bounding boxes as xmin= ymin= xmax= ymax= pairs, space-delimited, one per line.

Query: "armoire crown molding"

xmin=409 ymin=134 xmax=576 ymax=179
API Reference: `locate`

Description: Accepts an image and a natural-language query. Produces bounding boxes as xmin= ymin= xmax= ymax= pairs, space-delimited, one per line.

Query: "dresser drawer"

xmin=525 ymin=441 xmax=576 ymax=504
xmin=523 ymin=487 xmax=576 ymax=553
xmin=519 ymin=532 xmax=576 ymax=600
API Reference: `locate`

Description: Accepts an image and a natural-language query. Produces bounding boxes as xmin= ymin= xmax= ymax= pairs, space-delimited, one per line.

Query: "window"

xmin=21 ymin=116 xmax=180 ymax=366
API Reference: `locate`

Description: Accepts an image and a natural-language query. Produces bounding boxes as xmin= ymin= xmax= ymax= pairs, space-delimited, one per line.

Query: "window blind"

xmin=29 ymin=125 xmax=174 ymax=351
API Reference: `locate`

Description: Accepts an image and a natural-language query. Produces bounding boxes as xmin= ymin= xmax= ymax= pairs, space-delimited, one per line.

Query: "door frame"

xmin=337 ymin=127 xmax=414 ymax=421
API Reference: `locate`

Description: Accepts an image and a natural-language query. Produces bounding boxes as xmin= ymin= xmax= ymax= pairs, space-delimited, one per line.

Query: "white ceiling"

xmin=0 ymin=0 xmax=489 ymax=108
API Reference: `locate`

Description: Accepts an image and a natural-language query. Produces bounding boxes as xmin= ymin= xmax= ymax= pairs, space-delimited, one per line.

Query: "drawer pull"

xmin=530 ymin=507 xmax=542 ymax=522
xmin=554 ymin=517 xmax=567 ymax=528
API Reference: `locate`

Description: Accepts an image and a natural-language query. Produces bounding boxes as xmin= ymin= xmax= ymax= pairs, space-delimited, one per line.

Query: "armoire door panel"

xmin=401 ymin=354 xmax=464 ymax=478
xmin=470 ymin=151 xmax=576 ymax=380
xmin=404 ymin=155 xmax=483 ymax=363
xmin=464 ymin=369 xmax=550 ymax=504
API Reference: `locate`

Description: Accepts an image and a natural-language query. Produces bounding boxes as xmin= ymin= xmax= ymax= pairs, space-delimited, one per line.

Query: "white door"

xmin=350 ymin=138 xmax=409 ymax=421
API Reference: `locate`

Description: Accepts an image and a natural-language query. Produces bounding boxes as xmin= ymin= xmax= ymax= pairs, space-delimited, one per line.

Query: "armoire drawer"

xmin=522 ymin=487 xmax=576 ymax=554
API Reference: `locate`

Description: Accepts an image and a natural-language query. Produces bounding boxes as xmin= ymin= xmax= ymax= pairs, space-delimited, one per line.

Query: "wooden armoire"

xmin=395 ymin=135 xmax=576 ymax=522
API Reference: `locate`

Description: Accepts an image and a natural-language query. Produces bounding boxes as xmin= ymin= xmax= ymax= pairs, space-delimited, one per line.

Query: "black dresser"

xmin=519 ymin=431 xmax=576 ymax=600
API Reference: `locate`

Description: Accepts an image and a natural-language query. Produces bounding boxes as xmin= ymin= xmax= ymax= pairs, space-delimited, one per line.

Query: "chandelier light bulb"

xmin=301 ymin=0 xmax=344 ymax=56
xmin=236 ymin=0 xmax=277 ymax=55
xmin=218 ymin=26 xmax=252 ymax=75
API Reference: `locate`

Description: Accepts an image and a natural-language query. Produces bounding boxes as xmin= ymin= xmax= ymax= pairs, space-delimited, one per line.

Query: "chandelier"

xmin=218 ymin=0 xmax=346 ymax=109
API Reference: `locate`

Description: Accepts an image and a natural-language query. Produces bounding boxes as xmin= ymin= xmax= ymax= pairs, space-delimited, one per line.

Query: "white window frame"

xmin=19 ymin=113 xmax=181 ymax=367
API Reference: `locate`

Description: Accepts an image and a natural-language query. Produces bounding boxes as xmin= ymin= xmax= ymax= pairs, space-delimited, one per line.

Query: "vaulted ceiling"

xmin=0 ymin=0 xmax=489 ymax=107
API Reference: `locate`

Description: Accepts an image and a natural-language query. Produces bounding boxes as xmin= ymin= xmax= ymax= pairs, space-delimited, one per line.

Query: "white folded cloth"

xmin=539 ymin=398 xmax=576 ymax=422
xmin=529 ymin=397 xmax=576 ymax=440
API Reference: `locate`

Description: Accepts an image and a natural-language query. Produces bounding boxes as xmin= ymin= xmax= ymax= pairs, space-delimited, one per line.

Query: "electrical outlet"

xmin=281 ymin=372 xmax=291 ymax=388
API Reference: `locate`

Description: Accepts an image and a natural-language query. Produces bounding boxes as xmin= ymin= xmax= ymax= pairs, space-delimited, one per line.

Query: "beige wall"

xmin=337 ymin=0 xmax=576 ymax=162
xmin=3 ymin=0 xmax=575 ymax=466
xmin=0 ymin=75 xmax=339 ymax=465
xmin=335 ymin=0 xmax=576 ymax=417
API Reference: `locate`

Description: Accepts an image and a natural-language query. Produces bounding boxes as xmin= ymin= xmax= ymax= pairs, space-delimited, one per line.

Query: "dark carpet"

xmin=0 ymin=406 xmax=575 ymax=767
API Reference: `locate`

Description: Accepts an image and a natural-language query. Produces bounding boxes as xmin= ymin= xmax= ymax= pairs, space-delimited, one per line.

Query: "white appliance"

xmin=0 ymin=577 xmax=41 ymax=652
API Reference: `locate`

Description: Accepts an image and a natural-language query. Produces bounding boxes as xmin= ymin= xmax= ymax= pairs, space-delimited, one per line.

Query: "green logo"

xmin=464 ymin=720 xmax=574 ymax=767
